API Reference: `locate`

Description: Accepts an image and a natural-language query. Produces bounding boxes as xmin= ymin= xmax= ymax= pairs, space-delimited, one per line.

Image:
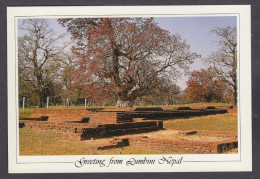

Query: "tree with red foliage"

xmin=58 ymin=18 xmax=199 ymax=107
xmin=185 ymin=67 xmax=227 ymax=103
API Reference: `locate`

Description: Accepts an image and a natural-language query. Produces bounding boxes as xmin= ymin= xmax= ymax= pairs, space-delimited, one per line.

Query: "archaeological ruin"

xmin=19 ymin=107 xmax=237 ymax=154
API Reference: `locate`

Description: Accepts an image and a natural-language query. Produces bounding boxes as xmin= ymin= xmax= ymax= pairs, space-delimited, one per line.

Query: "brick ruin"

xmin=97 ymin=131 xmax=238 ymax=154
xmin=21 ymin=120 xmax=163 ymax=140
xmin=19 ymin=107 xmax=237 ymax=154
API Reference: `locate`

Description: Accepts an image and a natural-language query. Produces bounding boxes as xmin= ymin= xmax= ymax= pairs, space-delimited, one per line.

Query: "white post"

xmin=85 ymin=98 xmax=87 ymax=109
xmin=22 ymin=97 xmax=25 ymax=113
xmin=66 ymin=98 xmax=69 ymax=109
xmin=47 ymin=97 xmax=49 ymax=109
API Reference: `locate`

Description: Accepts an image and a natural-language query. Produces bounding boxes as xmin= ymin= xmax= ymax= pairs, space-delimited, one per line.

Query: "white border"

xmin=7 ymin=5 xmax=251 ymax=173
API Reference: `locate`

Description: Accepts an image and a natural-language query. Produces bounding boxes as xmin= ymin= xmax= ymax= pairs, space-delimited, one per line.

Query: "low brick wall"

xmin=88 ymin=111 xmax=133 ymax=124
xmin=21 ymin=120 xmax=163 ymax=140
xmin=88 ymin=112 xmax=118 ymax=124
xmin=98 ymin=138 xmax=129 ymax=150
xmin=86 ymin=108 xmax=105 ymax=111
xmin=124 ymin=109 xmax=228 ymax=120
xmin=30 ymin=109 xmax=89 ymax=122
xmin=178 ymin=107 xmax=192 ymax=110
xmin=19 ymin=116 xmax=49 ymax=121
xmin=206 ymin=106 xmax=216 ymax=109
xmin=135 ymin=107 xmax=163 ymax=111
xmin=20 ymin=120 xmax=89 ymax=140
xmin=98 ymin=136 xmax=237 ymax=154
xmin=96 ymin=130 xmax=238 ymax=153
xmin=97 ymin=121 xmax=161 ymax=130
xmin=28 ymin=108 xmax=228 ymax=124
xmin=81 ymin=121 xmax=163 ymax=140
xmin=128 ymin=137 xmax=237 ymax=154
xmin=87 ymin=109 xmax=228 ymax=124
xmin=19 ymin=122 xmax=25 ymax=128
xmin=103 ymin=107 xmax=134 ymax=111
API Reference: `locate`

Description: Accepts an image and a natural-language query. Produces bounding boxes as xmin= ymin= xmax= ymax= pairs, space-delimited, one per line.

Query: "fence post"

xmin=66 ymin=98 xmax=69 ymax=109
xmin=85 ymin=98 xmax=87 ymax=109
xmin=22 ymin=97 xmax=25 ymax=113
xmin=47 ymin=97 xmax=49 ymax=109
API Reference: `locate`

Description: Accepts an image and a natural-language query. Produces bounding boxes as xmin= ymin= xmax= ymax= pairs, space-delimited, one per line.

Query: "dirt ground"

xmin=125 ymin=129 xmax=235 ymax=142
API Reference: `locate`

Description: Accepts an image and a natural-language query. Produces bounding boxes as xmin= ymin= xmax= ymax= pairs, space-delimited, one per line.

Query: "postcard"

xmin=7 ymin=5 xmax=251 ymax=173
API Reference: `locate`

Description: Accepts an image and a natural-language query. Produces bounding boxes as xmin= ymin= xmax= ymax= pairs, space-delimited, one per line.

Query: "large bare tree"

xmin=59 ymin=18 xmax=199 ymax=107
xmin=18 ymin=19 xmax=67 ymax=107
xmin=206 ymin=26 xmax=237 ymax=105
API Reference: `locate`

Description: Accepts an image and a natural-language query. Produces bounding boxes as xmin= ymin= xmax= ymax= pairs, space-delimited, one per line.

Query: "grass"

xmin=19 ymin=108 xmax=34 ymax=118
xmin=19 ymin=128 xmax=180 ymax=155
xmin=132 ymin=129 xmax=232 ymax=141
xmin=164 ymin=109 xmax=238 ymax=132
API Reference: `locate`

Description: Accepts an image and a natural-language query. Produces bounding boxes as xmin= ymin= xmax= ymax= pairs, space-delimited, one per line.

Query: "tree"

xmin=185 ymin=67 xmax=227 ymax=103
xmin=59 ymin=52 xmax=117 ymax=106
xmin=206 ymin=26 xmax=237 ymax=105
xmin=136 ymin=78 xmax=181 ymax=106
xmin=58 ymin=18 xmax=199 ymax=107
xmin=18 ymin=19 xmax=67 ymax=107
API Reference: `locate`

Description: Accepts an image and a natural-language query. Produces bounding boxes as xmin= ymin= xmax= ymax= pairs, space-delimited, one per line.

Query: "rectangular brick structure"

xmin=26 ymin=108 xmax=228 ymax=124
xmin=97 ymin=134 xmax=238 ymax=154
xmin=127 ymin=137 xmax=238 ymax=154
xmin=20 ymin=120 xmax=163 ymax=140
xmin=88 ymin=111 xmax=133 ymax=124
xmin=30 ymin=109 xmax=90 ymax=122
xmin=86 ymin=108 xmax=228 ymax=124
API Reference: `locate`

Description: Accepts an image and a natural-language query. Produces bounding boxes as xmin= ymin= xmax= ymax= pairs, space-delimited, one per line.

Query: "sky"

xmin=18 ymin=16 xmax=237 ymax=90
xmin=154 ymin=16 xmax=237 ymax=89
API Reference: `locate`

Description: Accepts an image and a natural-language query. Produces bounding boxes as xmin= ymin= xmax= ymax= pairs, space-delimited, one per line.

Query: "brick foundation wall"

xmin=124 ymin=109 xmax=228 ymax=120
xmin=128 ymin=137 xmax=237 ymax=154
xmin=135 ymin=107 xmax=163 ymax=111
xmin=88 ymin=112 xmax=118 ymax=124
xmin=103 ymin=107 xmax=134 ymax=111
xmin=20 ymin=120 xmax=89 ymax=140
xmin=19 ymin=116 xmax=48 ymax=121
xmin=27 ymin=108 xmax=228 ymax=124
xmin=88 ymin=111 xmax=133 ymax=124
xmin=97 ymin=133 xmax=238 ymax=153
xmin=96 ymin=121 xmax=160 ymax=130
xmin=81 ymin=121 xmax=163 ymax=140
xmin=21 ymin=120 xmax=163 ymax=140
xmin=30 ymin=109 xmax=89 ymax=122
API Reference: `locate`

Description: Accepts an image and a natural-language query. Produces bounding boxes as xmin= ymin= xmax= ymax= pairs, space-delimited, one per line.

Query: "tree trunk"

xmin=116 ymin=100 xmax=134 ymax=108
xmin=38 ymin=92 xmax=45 ymax=108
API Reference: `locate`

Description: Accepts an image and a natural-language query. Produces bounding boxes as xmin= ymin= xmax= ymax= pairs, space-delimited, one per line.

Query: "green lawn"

xmin=164 ymin=112 xmax=237 ymax=131
xmin=19 ymin=127 xmax=183 ymax=155
xmin=19 ymin=108 xmax=35 ymax=118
